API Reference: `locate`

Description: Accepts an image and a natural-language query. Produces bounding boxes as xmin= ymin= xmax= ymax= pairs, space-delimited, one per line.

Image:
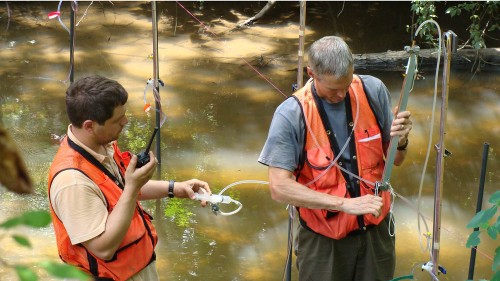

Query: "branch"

xmin=237 ymin=1 xmax=276 ymax=28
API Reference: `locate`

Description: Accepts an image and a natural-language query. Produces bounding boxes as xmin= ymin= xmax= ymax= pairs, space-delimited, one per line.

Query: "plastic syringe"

xmin=194 ymin=193 xmax=233 ymax=204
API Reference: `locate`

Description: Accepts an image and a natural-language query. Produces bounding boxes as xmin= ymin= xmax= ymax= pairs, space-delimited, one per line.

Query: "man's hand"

xmin=124 ymin=151 xmax=157 ymax=195
xmin=337 ymin=194 xmax=383 ymax=217
xmin=172 ymin=179 xmax=211 ymax=207
xmin=390 ymin=108 xmax=412 ymax=146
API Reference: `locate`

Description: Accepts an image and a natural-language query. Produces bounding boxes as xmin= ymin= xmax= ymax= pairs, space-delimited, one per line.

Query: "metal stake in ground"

xmin=431 ymin=30 xmax=457 ymax=278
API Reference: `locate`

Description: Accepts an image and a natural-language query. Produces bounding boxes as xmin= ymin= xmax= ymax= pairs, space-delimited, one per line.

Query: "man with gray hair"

xmin=259 ymin=36 xmax=412 ymax=280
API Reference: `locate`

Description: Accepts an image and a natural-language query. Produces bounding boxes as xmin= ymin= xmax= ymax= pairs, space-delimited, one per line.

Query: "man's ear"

xmin=82 ymin=120 xmax=95 ymax=134
xmin=306 ymin=67 xmax=314 ymax=78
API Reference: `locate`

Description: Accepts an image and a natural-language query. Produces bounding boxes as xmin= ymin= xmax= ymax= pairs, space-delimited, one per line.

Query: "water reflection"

xmin=1 ymin=2 xmax=498 ymax=281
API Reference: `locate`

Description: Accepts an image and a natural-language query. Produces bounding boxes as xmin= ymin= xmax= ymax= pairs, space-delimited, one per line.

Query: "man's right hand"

xmin=338 ymin=195 xmax=383 ymax=217
xmin=124 ymin=151 xmax=157 ymax=194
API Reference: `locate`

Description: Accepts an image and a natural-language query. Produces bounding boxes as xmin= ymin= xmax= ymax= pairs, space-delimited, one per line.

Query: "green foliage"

xmin=12 ymin=235 xmax=32 ymax=248
xmin=446 ymin=1 xmax=499 ymax=49
xmin=119 ymin=113 xmax=152 ymax=153
xmin=1 ymin=210 xmax=90 ymax=281
xmin=495 ymin=247 xmax=500 ymax=275
xmin=409 ymin=1 xmax=499 ymax=49
xmin=15 ymin=266 xmax=38 ymax=281
xmin=408 ymin=0 xmax=439 ymax=47
xmin=0 ymin=210 xmax=51 ymax=229
xmin=466 ymin=206 xmax=497 ymax=229
xmin=39 ymin=261 xmax=90 ymax=280
xmin=466 ymin=190 xmax=500 ymax=279
xmin=164 ymin=198 xmax=195 ymax=227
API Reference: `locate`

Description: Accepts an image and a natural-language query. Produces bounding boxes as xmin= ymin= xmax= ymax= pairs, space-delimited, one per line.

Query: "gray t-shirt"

xmin=258 ymin=75 xmax=393 ymax=173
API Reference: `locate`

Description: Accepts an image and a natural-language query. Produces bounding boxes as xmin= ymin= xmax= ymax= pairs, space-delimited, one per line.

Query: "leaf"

xmin=0 ymin=217 xmax=23 ymax=229
xmin=13 ymin=235 xmax=32 ymax=248
xmin=466 ymin=206 xmax=497 ymax=228
xmin=22 ymin=210 xmax=52 ymax=228
xmin=0 ymin=210 xmax=51 ymax=229
xmin=445 ymin=7 xmax=459 ymax=17
xmin=489 ymin=190 xmax=500 ymax=205
xmin=39 ymin=261 xmax=90 ymax=280
xmin=466 ymin=230 xmax=481 ymax=248
xmin=487 ymin=225 xmax=498 ymax=240
xmin=491 ymin=269 xmax=500 ymax=281
xmin=15 ymin=265 xmax=38 ymax=281
xmin=494 ymin=216 xmax=500 ymax=231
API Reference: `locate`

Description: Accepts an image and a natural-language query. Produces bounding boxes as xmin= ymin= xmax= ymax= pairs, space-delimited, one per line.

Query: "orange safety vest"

xmin=293 ymin=75 xmax=391 ymax=240
xmin=48 ymin=137 xmax=158 ymax=281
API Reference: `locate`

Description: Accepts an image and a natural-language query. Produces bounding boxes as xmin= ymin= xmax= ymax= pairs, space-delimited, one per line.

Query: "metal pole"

xmin=69 ymin=2 xmax=76 ymax=83
xmin=152 ymin=1 xmax=161 ymax=174
xmin=151 ymin=1 xmax=162 ymax=213
xmin=285 ymin=212 xmax=292 ymax=281
xmin=296 ymin=1 xmax=306 ymax=89
xmin=467 ymin=143 xmax=490 ymax=280
xmin=285 ymin=3 xmax=306 ymax=280
xmin=376 ymin=44 xmax=419 ymax=192
xmin=431 ymin=30 xmax=456 ymax=277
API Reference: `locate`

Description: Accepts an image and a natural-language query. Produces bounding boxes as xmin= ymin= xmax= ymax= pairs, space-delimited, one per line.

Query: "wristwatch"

xmin=397 ymin=138 xmax=409 ymax=151
xmin=168 ymin=180 xmax=175 ymax=198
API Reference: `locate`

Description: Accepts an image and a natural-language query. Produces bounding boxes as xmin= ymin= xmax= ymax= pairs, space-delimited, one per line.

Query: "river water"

xmin=0 ymin=2 xmax=498 ymax=281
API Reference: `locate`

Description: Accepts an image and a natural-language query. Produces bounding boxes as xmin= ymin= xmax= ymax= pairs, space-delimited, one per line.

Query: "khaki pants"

xmin=296 ymin=216 xmax=395 ymax=281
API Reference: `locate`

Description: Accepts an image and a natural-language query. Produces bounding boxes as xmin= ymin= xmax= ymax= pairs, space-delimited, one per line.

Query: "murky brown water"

xmin=1 ymin=2 xmax=499 ymax=281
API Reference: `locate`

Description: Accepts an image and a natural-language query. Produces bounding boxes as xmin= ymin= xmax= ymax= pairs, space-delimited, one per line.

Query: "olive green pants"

xmin=296 ymin=216 xmax=395 ymax=281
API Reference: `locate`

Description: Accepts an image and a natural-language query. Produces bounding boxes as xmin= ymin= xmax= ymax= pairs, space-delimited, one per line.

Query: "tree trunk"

xmin=353 ymin=48 xmax=500 ymax=72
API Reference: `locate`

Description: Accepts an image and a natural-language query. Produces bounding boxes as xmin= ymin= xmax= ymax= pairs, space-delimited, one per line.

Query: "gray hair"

xmin=308 ymin=36 xmax=354 ymax=78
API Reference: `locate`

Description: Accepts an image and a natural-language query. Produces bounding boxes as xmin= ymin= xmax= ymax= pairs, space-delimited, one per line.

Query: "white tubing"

xmin=414 ymin=19 xmax=442 ymax=253
xmin=305 ymin=89 xmax=361 ymax=187
xmin=196 ymin=180 xmax=268 ymax=216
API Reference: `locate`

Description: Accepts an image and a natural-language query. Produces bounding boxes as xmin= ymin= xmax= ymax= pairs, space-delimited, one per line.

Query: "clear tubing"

xmin=414 ymin=19 xmax=442 ymax=253
xmin=57 ymin=1 xmax=70 ymax=34
xmin=218 ymin=180 xmax=269 ymax=195
xmin=305 ymin=89 xmax=360 ymax=186
xmin=198 ymin=180 xmax=269 ymax=216
xmin=142 ymin=80 xmax=167 ymax=127
xmin=76 ymin=1 xmax=94 ymax=26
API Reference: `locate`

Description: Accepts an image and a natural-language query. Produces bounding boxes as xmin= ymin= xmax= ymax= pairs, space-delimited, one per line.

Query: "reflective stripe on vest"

xmin=48 ymin=137 xmax=158 ymax=281
xmin=293 ymin=75 xmax=391 ymax=240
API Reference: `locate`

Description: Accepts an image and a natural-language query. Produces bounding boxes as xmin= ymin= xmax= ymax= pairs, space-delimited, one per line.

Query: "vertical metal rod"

xmin=296 ymin=1 xmax=306 ymax=89
xmin=152 ymin=1 xmax=161 ymax=174
xmin=286 ymin=3 xmax=306 ymax=280
xmin=5 ymin=2 xmax=11 ymax=32
xmin=285 ymin=212 xmax=292 ymax=281
xmin=151 ymin=1 xmax=162 ymax=213
xmin=431 ymin=31 xmax=453 ymax=277
xmin=467 ymin=143 xmax=490 ymax=280
xmin=69 ymin=3 xmax=76 ymax=83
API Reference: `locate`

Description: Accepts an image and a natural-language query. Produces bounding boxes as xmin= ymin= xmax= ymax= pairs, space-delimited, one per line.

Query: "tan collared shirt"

xmin=50 ymin=125 xmax=159 ymax=281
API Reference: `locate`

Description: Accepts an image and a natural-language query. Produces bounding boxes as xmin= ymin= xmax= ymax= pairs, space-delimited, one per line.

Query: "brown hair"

xmin=66 ymin=75 xmax=128 ymax=127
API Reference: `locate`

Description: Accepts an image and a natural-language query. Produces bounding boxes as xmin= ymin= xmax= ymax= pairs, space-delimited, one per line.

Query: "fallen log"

xmin=353 ymin=48 xmax=499 ymax=72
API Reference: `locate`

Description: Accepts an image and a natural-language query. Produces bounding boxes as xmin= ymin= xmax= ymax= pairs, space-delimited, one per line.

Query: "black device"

xmin=136 ymin=127 xmax=159 ymax=168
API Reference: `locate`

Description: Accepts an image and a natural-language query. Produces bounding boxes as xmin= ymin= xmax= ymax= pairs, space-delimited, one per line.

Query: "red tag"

xmin=48 ymin=11 xmax=61 ymax=19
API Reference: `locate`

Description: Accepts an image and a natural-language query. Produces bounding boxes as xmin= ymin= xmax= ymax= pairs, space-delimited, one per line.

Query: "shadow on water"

xmin=1 ymin=2 xmax=498 ymax=281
